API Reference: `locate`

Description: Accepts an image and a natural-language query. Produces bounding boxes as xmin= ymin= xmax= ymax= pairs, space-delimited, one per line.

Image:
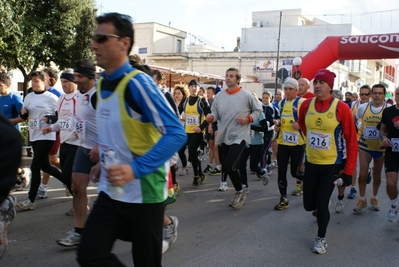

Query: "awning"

xmin=149 ymin=65 xmax=225 ymax=88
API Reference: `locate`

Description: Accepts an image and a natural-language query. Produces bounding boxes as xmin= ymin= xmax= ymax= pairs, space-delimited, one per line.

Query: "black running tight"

xmin=303 ymin=162 xmax=340 ymax=238
xmin=29 ymin=140 xmax=62 ymax=202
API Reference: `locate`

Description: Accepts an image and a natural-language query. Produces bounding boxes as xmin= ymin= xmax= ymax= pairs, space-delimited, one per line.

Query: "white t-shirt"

xmin=23 ymin=91 xmax=58 ymax=142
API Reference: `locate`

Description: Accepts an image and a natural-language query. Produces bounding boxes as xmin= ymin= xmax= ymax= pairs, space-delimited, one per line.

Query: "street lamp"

xmin=292 ymin=56 xmax=302 ymax=80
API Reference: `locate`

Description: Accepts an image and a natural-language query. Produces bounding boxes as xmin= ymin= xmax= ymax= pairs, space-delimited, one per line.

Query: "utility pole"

xmin=274 ymin=11 xmax=282 ymax=97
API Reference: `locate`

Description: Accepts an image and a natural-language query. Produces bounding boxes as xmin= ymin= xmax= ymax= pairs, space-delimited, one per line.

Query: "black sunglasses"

xmin=90 ymin=33 xmax=121 ymax=44
xmin=360 ymin=93 xmax=370 ymax=96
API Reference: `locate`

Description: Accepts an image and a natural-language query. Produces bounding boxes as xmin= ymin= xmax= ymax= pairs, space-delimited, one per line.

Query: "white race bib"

xmin=186 ymin=115 xmax=199 ymax=126
xmin=392 ymin=138 xmax=399 ymax=152
xmin=75 ymin=115 xmax=86 ymax=137
xmin=28 ymin=117 xmax=40 ymax=130
xmin=59 ymin=117 xmax=75 ymax=132
xmin=363 ymin=126 xmax=379 ymax=139
xmin=282 ymin=131 xmax=299 ymax=145
xmin=308 ymin=131 xmax=331 ymax=150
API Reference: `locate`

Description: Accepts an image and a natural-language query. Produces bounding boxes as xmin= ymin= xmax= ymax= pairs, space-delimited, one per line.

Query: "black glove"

xmin=45 ymin=115 xmax=58 ymax=124
xmin=340 ymin=173 xmax=352 ymax=187
xmin=20 ymin=111 xmax=29 ymax=120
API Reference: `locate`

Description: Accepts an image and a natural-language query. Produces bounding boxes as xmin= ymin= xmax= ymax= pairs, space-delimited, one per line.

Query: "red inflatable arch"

xmin=297 ymin=32 xmax=399 ymax=80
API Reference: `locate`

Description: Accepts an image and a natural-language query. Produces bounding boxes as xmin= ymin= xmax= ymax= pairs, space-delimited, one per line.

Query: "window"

xmin=177 ymin=39 xmax=182 ymax=53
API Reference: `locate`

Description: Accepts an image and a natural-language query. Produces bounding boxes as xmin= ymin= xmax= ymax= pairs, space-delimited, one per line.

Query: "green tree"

xmin=0 ymin=0 xmax=97 ymax=95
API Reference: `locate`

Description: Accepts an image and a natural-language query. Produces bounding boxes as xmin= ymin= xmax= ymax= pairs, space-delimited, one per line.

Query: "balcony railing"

xmin=349 ymin=62 xmax=372 ymax=77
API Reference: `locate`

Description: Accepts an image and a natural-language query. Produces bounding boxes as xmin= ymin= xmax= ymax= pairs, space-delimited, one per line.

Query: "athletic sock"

xmin=75 ymin=227 xmax=83 ymax=235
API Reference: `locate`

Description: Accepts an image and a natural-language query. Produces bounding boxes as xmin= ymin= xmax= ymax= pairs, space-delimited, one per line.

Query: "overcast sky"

xmin=97 ymin=0 xmax=399 ymax=51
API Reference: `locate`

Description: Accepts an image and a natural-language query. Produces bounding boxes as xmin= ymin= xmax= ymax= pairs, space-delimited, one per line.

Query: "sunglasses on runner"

xmin=90 ymin=33 xmax=121 ymax=44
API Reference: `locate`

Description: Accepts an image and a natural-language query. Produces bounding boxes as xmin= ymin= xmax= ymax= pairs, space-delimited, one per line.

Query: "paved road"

xmin=2 ymin=158 xmax=399 ymax=266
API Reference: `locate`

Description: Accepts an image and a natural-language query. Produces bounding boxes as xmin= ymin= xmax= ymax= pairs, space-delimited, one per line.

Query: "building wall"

xmin=241 ymin=24 xmax=357 ymax=52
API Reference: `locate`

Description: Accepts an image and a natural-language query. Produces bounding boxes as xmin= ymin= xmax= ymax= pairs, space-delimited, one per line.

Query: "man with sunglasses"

xmin=345 ymin=85 xmax=372 ymax=199
xmin=353 ymin=84 xmax=390 ymax=213
xmin=77 ymin=13 xmax=186 ymax=267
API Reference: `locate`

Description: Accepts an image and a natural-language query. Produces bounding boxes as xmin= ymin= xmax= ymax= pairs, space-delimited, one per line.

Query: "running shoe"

xmin=244 ymin=185 xmax=250 ymax=194
xmin=0 ymin=221 xmax=7 ymax=259
xmin=56 ymin=229 xmax=81 ymax=247
xmin=65 ymin=207 xmax=74 ymax=216
xmin=292 ymin=184 xmax=303 ymax=196
xmin=36 ymin=187 xmax=48 ymax=199
xmin=230 ymin=189 xmax=247 ymax=209
xmin=192 ymin=176 xmax=201 ymax=186
xmin=271 ymin=160 xmax=278 ymax=168
xmin=179 ymin=167 xmax=189 ymax=176
xmin=353 ymin=199 xmax=367 ymax=212
xmin=162 ymin=240 xmax=169 ymax=254
xmin=209 ymin=168 xmax=221 ymax=176
xmin=312 ymin=237 xmax=328 ymax=254
xmin=335 ymin=200 xmax=345 ymax=213
xmin=203 ymin=165 xmax=212 ymax=173
xmin=387 ymin=205 xmax=399 ymax=222
xmin=0 ymin=196 xmax=17 ymax=225
xmin=164 ymin=216 xmax=179 ymax=246
xmin=370 ymin=197 xmax=379 ymax=211
xmin=256 ymin=170 xmax=269 ymax=185
xmin=173 ymin=183 xmax=180 ymax=196
xmin=17 ymin=198 xmax=36 ymax=210
xmin=12 ymin=169 xmax=26 ymax=191
xmin=347 ymin=187 xmax=357 ymax=199
xmin=218 ymin=182 xmax=228 ymax=192
xmin=274 ymin=197 xmax=289 ymax=210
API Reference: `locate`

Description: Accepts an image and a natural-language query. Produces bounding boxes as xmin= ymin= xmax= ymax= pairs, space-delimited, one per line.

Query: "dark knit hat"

xmin=60 ymin=68 xmax=75 ymax=83
xmin=188 ymin=79 xmax=199 ymax=86
xmin=314 ymin=69 xmax=336 ymax=89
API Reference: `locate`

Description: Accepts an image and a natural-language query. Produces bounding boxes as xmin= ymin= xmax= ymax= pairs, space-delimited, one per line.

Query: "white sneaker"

xmin=271 ymin=160 xmax=278 ymax=168
xmin=164 ymin=216 xmax=178 ymax=246
xmin=218 ymin=182 xmax=228 ymax=192
xmin=312 ymin=237 xmax=328 ymax=254
xmin=231 ymin=190 xmax=246 ymax=209
xmin=335 ymin=200 xmax=345 ymax=213
xmin=179 ymin=167 xmax=189 ymax=176
xmin=244 ymin=186 xmax=250 ymax=194
xmin=56 ymin=229 xmax=81 ymax=247
xmin=162 ymin=240 xmax=169 ymax=254
xmin=387 ymin=205 xmax=399 ymax=222
xmin=260 ymin=170 xmax=269 ymax=186
xmin=36 ymin=187 xmax=48 ymax=199
xmin=17 ymin=198 xmax=36 ymax=210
